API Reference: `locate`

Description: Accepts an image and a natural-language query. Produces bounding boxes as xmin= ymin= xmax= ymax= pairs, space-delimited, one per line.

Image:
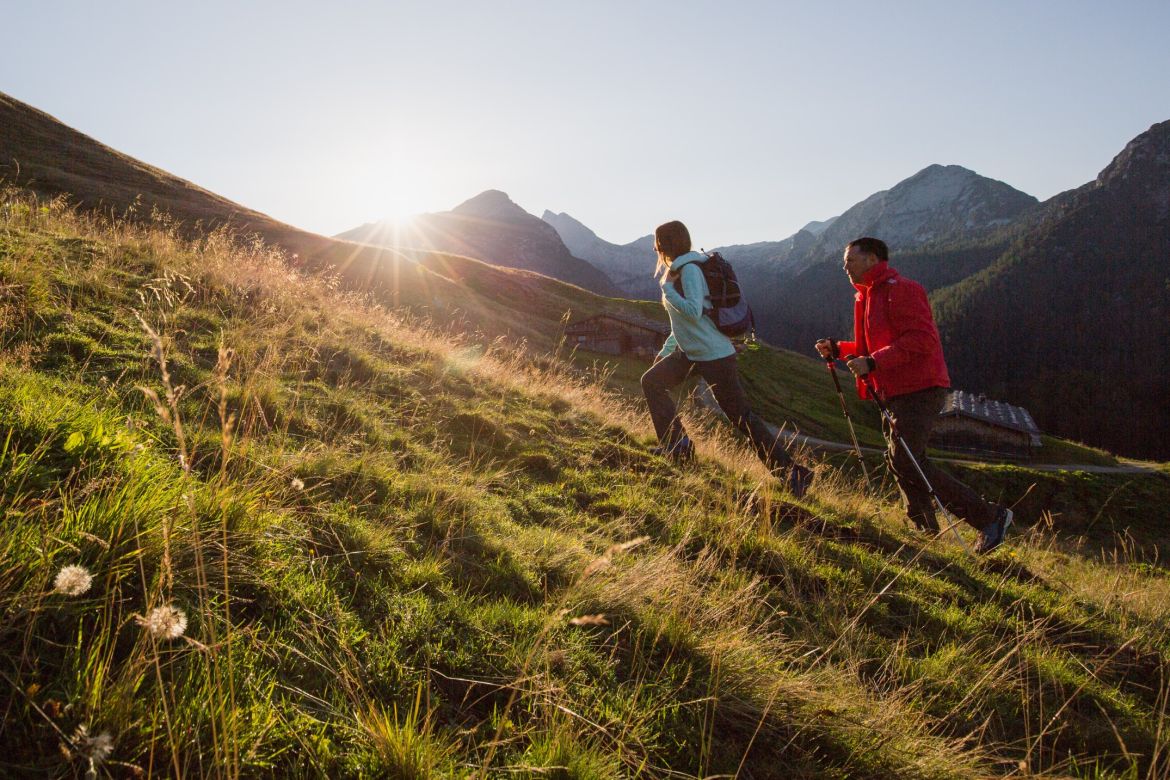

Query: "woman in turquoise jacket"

xmin=641 ymin=220 xmax=812 ymax=497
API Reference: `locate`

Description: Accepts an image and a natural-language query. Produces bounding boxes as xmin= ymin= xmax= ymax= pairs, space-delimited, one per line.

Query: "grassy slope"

xmin=0 ymin=90 xmax=647 ymax=355
xmin=3 ymin=195 xmax=1170 ymax=779
xmin=0 ymin=90 xmax=1113 ymax=470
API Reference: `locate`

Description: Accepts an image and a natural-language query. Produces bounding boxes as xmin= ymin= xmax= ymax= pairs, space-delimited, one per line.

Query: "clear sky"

xmin=4 ymin=1 xmax=1169 ymax=247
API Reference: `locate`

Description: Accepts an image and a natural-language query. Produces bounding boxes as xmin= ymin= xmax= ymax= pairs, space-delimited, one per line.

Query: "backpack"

xmin=672 ymin=251 xmax=756 ymax=339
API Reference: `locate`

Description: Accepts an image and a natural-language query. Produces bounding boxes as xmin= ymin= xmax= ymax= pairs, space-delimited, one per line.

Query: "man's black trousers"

xmin=884 ymin=387 xmax=995 ymax=530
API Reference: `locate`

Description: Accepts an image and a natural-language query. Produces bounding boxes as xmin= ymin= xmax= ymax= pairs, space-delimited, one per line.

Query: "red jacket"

xmin=836 ymin=263 xmax=950 ymax=400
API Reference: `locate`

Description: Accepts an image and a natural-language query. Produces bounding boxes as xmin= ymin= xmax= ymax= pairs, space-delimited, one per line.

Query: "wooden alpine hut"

xmin=564 ymin=313 xmax=669 ymax=359
xmin=934 ymin=390 xmax=1043 ymax=456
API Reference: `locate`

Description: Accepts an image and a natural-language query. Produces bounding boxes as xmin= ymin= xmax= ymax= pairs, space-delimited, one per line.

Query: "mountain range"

xmin=338 ymin=190 xmax=622 ymax=296
xmin=539 ymin=210 xmax=659 ymax=299
xmin=3 ymin=87 xmax=1166 ymax=458
xmin=740 ymin=165 xmax=1040 ymax=353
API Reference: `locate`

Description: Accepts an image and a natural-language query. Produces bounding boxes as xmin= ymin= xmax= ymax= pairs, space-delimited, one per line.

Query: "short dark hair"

xmin=846 ymin=237 xmax=889 ymax=261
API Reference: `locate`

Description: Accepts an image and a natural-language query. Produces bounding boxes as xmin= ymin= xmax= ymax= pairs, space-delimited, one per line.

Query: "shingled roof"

xmin=941 ymin=390 xmax=1042 ymax=442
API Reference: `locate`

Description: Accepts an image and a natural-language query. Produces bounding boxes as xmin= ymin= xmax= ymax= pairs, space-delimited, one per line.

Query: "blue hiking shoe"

xmin=651 ymin=435 xmax=694 ymax=464
xmin=975 ymin=507 xmax=1013 ymax=554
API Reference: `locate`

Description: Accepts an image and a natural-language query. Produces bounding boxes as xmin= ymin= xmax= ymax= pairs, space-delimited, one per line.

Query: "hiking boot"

xmin=651 ymin=436 xmax=694 ymax=464
xmin=785 ymin=464 xmax=813 ymax=499
xmin=975 ymin=507 xmax=1013 ymax=554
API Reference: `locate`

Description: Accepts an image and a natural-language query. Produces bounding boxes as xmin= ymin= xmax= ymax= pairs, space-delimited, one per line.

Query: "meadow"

xmin=2 ymin=190 xmax=1169 ymax=778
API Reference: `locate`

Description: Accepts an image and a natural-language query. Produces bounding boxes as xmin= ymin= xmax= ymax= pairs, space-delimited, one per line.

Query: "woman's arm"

xmin=661 ymin=263 xmax=705 ymax=323
xmin=655 ymin=332 xmax=678 ymax=360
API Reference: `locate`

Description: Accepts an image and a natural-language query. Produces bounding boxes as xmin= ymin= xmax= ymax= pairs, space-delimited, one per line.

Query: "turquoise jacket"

xmin=657 ymin=251 xmax=736 ymax=362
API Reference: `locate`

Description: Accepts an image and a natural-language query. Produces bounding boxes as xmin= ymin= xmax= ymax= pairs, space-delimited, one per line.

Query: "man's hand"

xmin=846 ymin=356 xmax=873 ymax=377
xmin=815 ymin=339 xmax=836 ymax=360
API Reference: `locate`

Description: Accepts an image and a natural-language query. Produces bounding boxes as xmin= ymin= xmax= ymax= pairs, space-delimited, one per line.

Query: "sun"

xmin=380 ymin=192 xmax=421 ymax=228
xmin=383 ymin=210 xmax=417 ymax=229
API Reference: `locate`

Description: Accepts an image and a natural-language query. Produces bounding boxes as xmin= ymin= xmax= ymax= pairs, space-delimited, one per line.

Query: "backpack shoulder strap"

xmin=670 ymin=256 xmax=702 ymax=295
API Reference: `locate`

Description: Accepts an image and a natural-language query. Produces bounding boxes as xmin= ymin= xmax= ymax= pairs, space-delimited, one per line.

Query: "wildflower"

xmin=54 ymin=565 xmax=93 ymax=596
xmin=71 ymin=723 xmax=113 ymax=763
xmin=291 ymin=477 xmax=305 ymax=491
xmin=137 ymin=604 xmax=187 ymax=640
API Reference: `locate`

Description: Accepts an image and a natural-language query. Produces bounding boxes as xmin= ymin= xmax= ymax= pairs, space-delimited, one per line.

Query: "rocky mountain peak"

xmin=541 ymin=210 xmax=599 ymax=245
xmin=450 ymin=189 xmax=529 ymax=221
xmin=887 ymin=164 xmax=998 ymax=209
xmin=800 ymin=216 xmax=837 ymax=236
xmin=1095 ymin=120 xmax=1170 ymax=217
xmin=824 ymin=164 xmax=1039 ymax=248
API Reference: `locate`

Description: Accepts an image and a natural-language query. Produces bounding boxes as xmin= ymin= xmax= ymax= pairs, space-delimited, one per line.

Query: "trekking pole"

xmin=856 ymin=370 xmax=972 ymax=552
xmin=824 ymin=358 xmax=873 ymax=486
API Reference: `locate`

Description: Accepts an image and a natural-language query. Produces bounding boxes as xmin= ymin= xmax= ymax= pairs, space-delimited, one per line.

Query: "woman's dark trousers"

xmin=884 ymin=387 xmax=995 ymax=531
xmin=640 ymin=350 xmax=792 ymax=471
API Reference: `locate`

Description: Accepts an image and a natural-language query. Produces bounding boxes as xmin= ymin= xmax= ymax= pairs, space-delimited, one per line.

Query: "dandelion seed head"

xmin=54 ymin=565 xmax=93 ymax=596
xmin=291 ymin=477 xmax=305 ymax=491
xmin=138 ymin=604 xmax=187 ymax=639
xmin=72 ymin=724 xmax=113 ymax=763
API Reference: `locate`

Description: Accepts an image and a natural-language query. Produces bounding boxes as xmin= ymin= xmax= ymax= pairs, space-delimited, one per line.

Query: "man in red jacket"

xmin=815 ymin=237 xmax=1012 ymax=553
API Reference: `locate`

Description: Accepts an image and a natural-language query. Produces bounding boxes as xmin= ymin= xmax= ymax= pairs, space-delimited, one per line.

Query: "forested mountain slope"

xmin=933 ymin=120 xmax=1170 ymax=459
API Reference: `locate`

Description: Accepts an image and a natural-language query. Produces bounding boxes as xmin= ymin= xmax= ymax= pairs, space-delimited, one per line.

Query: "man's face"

xmin=843 ymin=246 xmax=878 ymax=284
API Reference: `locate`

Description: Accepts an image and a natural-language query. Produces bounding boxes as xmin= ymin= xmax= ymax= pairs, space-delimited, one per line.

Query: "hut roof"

xmin=941 ymin=390 xmax=1041 ymax=436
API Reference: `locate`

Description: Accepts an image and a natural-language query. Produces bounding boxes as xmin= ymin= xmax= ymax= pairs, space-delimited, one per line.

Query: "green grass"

xmin=2 ymin=190 xmax=1170 ymax=778
xmin=1034 ymin=436 xmax=1121 ymax=467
